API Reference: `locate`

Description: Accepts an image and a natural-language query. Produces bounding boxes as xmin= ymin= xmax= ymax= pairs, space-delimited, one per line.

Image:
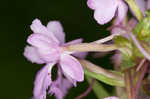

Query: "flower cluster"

xmin=24 ymin=0 xmax=150 ymax=99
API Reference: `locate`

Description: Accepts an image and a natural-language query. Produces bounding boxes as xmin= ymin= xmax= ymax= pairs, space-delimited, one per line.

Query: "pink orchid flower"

xmin=24 ymin=19 xmax=86 ymax=99
xmin=87 ymin=0 xmax=128 ymax=25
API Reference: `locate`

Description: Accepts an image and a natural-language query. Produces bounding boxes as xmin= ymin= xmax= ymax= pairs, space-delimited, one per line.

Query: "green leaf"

xmin=114 ymin=36 xmax=132 ymax=48
xmin=85 ymin=76 xmax=109 ymax=99
xmin=84 ymin=70 xmax=124 ymax=87
xmin=113 ymin=36 xmax=132 ymax=58
xmin=114 ymin=36 xmax=136 ymax=70
xmin=121 ymin=52 xmax=136 ymax=70
xmin=145 ymin=10 xmax=150 ymax=17
xmin=132 ymin=44 xmax=144 ymax=58
xmin=140 ymin=42 xmax=150 ymax=56
xmin=133 ymin=16 xmax=150 ymax=42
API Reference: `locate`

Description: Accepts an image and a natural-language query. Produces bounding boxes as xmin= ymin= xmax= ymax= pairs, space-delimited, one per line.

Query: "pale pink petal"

xmin=47 ymin=21 xmax=65 ymax=44
xmin=30 ymin=19 xmax=46 ymax=34
xmin=63 ymin=72 xmax=77 ymax=86
xmin=27 ymin=33 xmax=60 ymax=62
xmin=116 ymin=1 xmax=128 ymax=24
xmin=30 ymin=19 xmax=59 ymax=44
xmin=63 ymin=38 xmax=83 ymax=46
xmin=60 ymin=53 xmax=84 ymax=82
xmin=87 ymin=0 xmax=118 ymax=24
xmin=87 ymin=0 xmax=97 ymax=9
xmin=61 ymin=78 xmax=73 ymax=94
xmin=87 ymin=0 xmax=128 ymax=24
xmin=37 ymin=47 xmax=60 ymax=62
xmin=24 ymin=46 xmax=44 ymax=64
xmin=27 ymin=33 xmax=56 ymax=48
xmin=135 ymin=0 xmax=146 ymax=16
xmin=33 ymin=63 xmax=55 ymax=99
xmin=37 ymin=44 xmax=60 ymax=62
xmin=104 ymin=96 xmax=119 ymax=99
xmin=49 ymin=72 xmax=72 ymax=99
xmin=50 ymin=87 xmax=64 ymax=99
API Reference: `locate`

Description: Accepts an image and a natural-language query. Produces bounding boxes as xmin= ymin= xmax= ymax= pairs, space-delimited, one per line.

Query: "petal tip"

xmin=32 ymin=18 xmax=41 ymax=24
xmin=87 ymin=0 xmax=95 ymax=9
xmin=27 ymin=34 xmax=35 ymax=45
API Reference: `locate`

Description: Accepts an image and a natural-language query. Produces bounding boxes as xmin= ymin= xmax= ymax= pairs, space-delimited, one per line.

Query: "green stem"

xmin=125 ymin=0 xmax=143 ymax=21
xmin=63 ymin=43 xmax=118 ymax=52
xmin=125 ymin=71 xmax=132 ymax=99
xmin=124 ymin=70 xmax=136 ymax=99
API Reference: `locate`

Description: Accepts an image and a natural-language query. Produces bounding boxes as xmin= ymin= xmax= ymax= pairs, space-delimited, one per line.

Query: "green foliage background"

xmin=0 ymin=0 xmax=113 ymax=98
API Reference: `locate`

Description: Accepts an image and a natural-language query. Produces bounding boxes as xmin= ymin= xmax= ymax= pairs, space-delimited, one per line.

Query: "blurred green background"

xmin=0 ymin=0 xmax=113 ymax=99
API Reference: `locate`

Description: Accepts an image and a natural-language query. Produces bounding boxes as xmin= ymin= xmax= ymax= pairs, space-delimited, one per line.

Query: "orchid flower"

xmin=24 ymin=19 xmax=86 ymax=99
xmin=87 ymin=0 xmax=128 ymax=25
